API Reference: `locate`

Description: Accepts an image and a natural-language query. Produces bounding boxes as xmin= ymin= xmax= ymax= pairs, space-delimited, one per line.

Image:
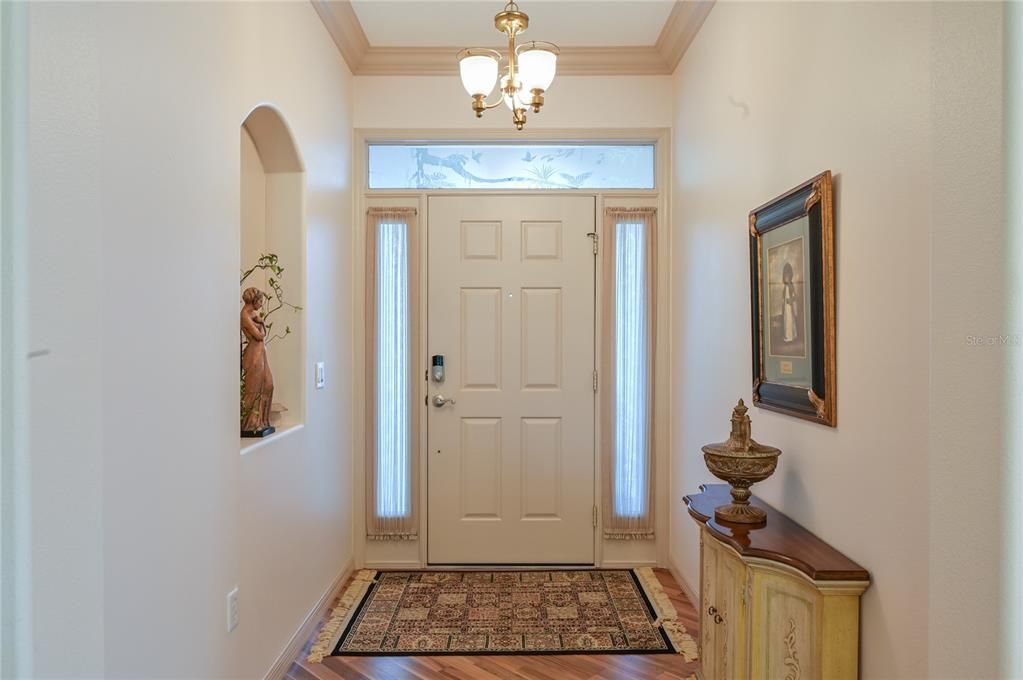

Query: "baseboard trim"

xmin=667 ymin=557 xmax=699 ymax=612
xmin=601 ymin=559 xmax=658 ymax=568
xmin=264 ymin=558 xmax=353 ymax=680
xmin=667 ymin=557 xmax=702 ymax=678
xmin=365 ymin=560 xmax=667 ymax=570
xmin=363 ymin=560 xmax=423 ymax=570
xmin=367 ymin=561 xmax=663 ymax=570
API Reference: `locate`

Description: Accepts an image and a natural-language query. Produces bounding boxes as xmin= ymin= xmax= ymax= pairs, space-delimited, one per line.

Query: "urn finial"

xmin=727 ymin=399 xmax=752 ymax=450
xmin=701 ymin=398 xmax=782 ymax=525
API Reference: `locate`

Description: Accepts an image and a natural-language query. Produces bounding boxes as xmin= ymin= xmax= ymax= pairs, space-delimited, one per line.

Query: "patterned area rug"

xmin=306 ymin=569 xmax=698 ymax=660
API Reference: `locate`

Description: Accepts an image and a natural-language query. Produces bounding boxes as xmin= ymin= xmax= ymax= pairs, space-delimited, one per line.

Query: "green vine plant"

xmin=240 ymin=253 xmax=302 ymax=424
xmin=240 ymin=253 xmax=303 ymax=344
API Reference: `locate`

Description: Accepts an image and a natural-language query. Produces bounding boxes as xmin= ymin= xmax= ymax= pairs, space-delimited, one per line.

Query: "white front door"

xmin=427 ymin=195 xmax=596 ymax=564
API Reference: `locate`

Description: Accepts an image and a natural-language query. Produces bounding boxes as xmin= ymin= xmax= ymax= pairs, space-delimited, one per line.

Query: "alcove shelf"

xmin=239 ymin=105 xmax=306 ymax=451
xmin=239 ymin=423 xmax=304 ymax=456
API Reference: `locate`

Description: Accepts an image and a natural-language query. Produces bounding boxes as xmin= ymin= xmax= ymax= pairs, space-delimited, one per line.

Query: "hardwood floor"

xmin=286 ymin=568 xmax=701 ymax=680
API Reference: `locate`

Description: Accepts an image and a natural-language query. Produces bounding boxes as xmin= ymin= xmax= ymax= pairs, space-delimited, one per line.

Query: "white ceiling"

xmin=350 ymin=0 xmax=677 ymax=48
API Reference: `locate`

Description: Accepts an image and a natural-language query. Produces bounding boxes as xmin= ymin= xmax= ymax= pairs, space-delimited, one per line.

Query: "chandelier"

xmin=456 ymin=1 xmax=559 ymax=131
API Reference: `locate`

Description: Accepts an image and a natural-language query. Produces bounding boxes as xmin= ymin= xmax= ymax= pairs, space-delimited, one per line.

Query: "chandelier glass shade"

xmin=456 ymin=2 xmax=559 ymax=130
xmin=458 ymin=49 xmax=502 ymax=98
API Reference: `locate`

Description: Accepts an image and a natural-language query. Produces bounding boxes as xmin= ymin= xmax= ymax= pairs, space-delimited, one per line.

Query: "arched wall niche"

xmin=240 ymin=104 xmax=306 ymax=449
xmin=243 ymin=105 xmax=304 ymax=173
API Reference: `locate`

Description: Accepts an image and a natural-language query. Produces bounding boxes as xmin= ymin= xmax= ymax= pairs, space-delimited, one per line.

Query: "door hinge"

xmin=593 ymin=369 xmax=598 ymax=392
xmin=593 ymin=505 xmax=598 ymax=528
xmin=587 ymin=231 xmax=599 ymax=255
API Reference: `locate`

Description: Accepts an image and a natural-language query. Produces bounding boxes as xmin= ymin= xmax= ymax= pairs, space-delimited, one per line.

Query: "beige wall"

xmin=354 ymin=74 xmax=673 ymax=129
xmin=14 ymin=2 xmax=355 ymax=677
xmin=929 ymin=4 xmax=1007 ymax=678
xmin=670 ymin=1 xmax=1007 ymax=677
xmin=240 ymin=128 xmax=268 ymax=286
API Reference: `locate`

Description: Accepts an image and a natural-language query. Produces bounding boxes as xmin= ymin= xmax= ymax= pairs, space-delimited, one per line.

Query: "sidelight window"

xmin=365 ymin=207 xmax=420 ymax=540
xmin=601 ymin=207 xmax=657 ymax=540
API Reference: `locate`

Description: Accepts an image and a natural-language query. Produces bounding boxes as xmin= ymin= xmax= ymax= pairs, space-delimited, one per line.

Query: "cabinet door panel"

xmin=716 ymin=548 xmax=748 ymax=679
xmin=751 ymin=570 xmax=819 ymax=680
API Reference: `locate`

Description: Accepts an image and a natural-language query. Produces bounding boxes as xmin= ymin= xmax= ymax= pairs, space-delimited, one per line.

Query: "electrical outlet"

xmin=227 ymin=586 xmax=240 ymax=633
xmin=315 ymin=361 xmax=325 ymax=389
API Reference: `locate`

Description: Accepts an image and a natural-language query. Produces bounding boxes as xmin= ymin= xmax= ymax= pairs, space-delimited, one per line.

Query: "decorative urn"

xmin=701 ymin=399 xmax=781 ymax=525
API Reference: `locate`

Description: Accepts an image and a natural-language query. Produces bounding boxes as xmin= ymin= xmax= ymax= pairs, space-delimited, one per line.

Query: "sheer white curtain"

xmin=365 ymin=208 xmax=419 ymax=540
xmin=601 ymin=208 xmax=657 ymax=539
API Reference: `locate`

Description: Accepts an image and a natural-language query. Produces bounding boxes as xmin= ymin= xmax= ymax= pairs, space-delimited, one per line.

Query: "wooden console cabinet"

xmin=684 ymin=484 xmax=870 ymax=680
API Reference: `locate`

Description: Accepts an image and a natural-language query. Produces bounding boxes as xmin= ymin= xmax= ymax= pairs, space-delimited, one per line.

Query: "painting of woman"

xmin=782 ymin=262 xmax=799 ymax=343
xmin=767 ymin=236 xmax=806 ymax=359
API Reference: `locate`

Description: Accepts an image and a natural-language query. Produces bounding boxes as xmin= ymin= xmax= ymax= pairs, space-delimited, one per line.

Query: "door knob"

xmin=432 ymin=394 xmax=456 ymax=407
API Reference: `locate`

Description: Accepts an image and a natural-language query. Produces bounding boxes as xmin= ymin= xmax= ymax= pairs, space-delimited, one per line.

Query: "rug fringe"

xmin=633 ymin=567 xmax=699 ymax=662
xmin=306 ymin=569 xmax=378 ymax=663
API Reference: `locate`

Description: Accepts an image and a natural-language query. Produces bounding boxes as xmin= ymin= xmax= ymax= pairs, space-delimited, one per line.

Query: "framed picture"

xmin=749 ymin=171 xmax=836 ymax=426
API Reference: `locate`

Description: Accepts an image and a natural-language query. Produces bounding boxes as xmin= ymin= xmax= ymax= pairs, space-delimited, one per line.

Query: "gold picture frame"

xmin=749 ymin=171 xmax=836 ymax=426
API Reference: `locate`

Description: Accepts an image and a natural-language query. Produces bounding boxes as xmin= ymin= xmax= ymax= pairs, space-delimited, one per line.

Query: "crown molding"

xmin=313 ymin=0 xmax=714 ymax=76
xmin=656 ymin=0 xmax=714 ymax=71
xmin=357 ymin=45 xmax=670 ymax=76
xmin=311 ymin=0 xmax=370 ymax=72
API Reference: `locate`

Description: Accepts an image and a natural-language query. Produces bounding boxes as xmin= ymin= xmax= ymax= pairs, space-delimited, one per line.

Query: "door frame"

xmin=352 ymin=128 xmax=671 ymax=571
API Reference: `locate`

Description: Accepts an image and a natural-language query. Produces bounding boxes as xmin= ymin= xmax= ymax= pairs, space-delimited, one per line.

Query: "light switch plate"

xmin=315 ymin=362 xmax=325 ymax=389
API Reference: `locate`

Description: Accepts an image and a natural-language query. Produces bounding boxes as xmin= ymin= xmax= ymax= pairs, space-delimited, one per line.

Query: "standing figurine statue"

xmin=240 ymin=287 xmax=275 ymax=437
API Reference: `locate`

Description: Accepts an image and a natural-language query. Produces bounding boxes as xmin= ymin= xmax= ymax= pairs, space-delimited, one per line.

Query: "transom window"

xmin=367 ymin=143 xmax=655 ymax=190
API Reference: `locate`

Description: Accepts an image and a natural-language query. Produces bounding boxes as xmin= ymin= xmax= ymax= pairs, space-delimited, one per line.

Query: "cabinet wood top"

xmin=684 ymin=484 xmax=870 ymax=582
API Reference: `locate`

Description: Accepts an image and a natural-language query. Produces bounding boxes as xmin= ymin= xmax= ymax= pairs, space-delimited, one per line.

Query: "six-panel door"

xmin=426 ymin=195 xmax=596 ymax=564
